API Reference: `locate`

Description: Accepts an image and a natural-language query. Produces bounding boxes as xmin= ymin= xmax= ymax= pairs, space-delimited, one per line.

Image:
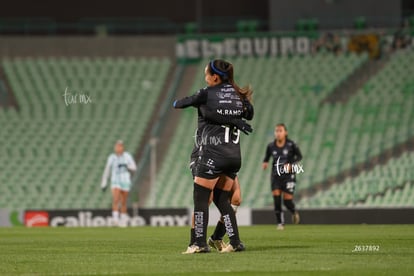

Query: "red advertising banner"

xmin=24 ymin=211 xmax=49 ymax=227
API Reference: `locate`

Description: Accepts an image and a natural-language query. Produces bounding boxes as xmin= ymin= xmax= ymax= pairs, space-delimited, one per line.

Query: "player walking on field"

xmin=174 ymin=59 xmax=253 ymax=253
xmin=263 ymin=124 xmax=302 ymax=230
xmin=101 ymin=140 xmax=137 ymax=227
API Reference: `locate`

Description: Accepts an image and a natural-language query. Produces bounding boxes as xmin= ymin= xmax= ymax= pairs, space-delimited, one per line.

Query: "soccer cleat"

xmin=208 ymin=237 xmax=227 ymax=251
xmin=182 ymin=246 xmax=194 ymax=254
xmin=277 ymin=224 xmax=285 ymax=230
xmin=292 ymin=211 xmax=300 ymax=224
xmin=220 ymin=242 xmax=245 ymax=253
xmin=181 ymin=244 xmax=211 ymax=254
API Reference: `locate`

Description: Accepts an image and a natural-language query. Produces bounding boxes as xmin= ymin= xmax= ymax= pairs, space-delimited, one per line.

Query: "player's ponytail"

xmin=208 ymin=59 xmax=253 ymax=103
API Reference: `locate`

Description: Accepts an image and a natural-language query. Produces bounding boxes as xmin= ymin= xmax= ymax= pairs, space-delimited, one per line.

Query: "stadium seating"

xmin=296 ymin=49 xmax=414 ymax=208
xmin=0 ymin=57 xmax=171 ymax=209
xmin=299 ymin=152 xmax=414 ymax=207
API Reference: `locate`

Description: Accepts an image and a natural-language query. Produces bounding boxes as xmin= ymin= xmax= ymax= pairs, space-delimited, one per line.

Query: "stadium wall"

xmin=0 ymin=209 xmax=24 ymax=227
xmin=252 ymin=208 xmax=414 ymax=225
xmin=0 ymin=0 xmax=267 ymax=24
xmin=0 ymin=36 xmax=176 ymax=57
xmin=175 ymin=31 xmax=406 ymax=62
xmin=269 ymin=0 xmax=401 ymax=30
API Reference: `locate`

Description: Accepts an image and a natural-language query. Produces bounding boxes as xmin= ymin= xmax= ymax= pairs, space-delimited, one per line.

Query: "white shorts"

xmin=111 ymin=182 xmax=131 ymax=192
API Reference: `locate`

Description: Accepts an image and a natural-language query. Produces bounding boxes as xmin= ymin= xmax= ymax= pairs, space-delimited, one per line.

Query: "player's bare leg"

xmin=119 ymin=190 xmax=129 ymax=227
xmin=230 ymin=177 xmax=242 ymax=208
xmin=111 ymin=188 xmax=121 ymax=226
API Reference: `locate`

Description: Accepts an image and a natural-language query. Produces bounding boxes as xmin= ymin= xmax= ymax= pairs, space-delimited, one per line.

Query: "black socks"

xmin=192 ymin=184 xmax=242 ymax=247
xmin=273 ymin=195 xmax=283 ymax=224
xmin=189 ymin=228 xmax=195 ymax=246
xmin=284 ymin=199 xmax=296 ymax=214
xmin=211 ymin=220 xmax=226 ymax=240
xmin=213 ymin=188 xmax=240 ymax=246
xmin=193 ymin=183 xmax=211 ymax=247
xmin=273 ymin=195 xmax=297 ymax=224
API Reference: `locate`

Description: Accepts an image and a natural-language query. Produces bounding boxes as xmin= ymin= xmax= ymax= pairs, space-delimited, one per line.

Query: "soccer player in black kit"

xmin=186 ymin=94 xmax=253 ymax=252
xmin=174 ymin=59 xmax=253 ymax=253
xmin=263 ymin=124 xmax=302 ymax=230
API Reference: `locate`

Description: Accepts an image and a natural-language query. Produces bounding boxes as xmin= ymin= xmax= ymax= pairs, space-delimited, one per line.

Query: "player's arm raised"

xmin=173 ymin=88 xmax=208 ymax=109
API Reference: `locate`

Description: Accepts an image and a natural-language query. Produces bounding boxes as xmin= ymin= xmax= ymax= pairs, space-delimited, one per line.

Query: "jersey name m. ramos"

xmin=216 ymin=109 xmax=243 ymax=116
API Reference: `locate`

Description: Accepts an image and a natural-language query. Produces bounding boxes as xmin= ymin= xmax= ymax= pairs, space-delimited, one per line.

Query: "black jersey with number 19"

xmin=174 ymin=83 xmax=246 ymax=178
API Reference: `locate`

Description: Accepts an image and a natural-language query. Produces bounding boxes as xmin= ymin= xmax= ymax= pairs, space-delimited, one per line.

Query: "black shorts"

xmin=271 ymin=174 xmax=296 ymax=194
xmin=195 ymin=156 xmax=240 ymax=180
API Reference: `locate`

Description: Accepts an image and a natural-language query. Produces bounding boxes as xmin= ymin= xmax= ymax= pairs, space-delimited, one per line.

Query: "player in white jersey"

xmin=101 ymin=140 xmax=137 ymax=226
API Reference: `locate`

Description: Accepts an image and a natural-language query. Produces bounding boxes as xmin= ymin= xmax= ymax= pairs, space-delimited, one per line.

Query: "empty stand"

xmin=299 ymin=152 xmax=414 ymax=207
xmin=0 ymin=57 xmax=171 ymax=209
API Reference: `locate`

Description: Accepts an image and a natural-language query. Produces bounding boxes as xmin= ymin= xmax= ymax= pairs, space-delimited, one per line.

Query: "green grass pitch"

xmin=1 ymin=225 xmax=413 ymax=275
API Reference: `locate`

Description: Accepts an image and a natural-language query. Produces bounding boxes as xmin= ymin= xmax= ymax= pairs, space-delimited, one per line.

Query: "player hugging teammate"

xmin=174 ymin=59 xmax=253 ymax=253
